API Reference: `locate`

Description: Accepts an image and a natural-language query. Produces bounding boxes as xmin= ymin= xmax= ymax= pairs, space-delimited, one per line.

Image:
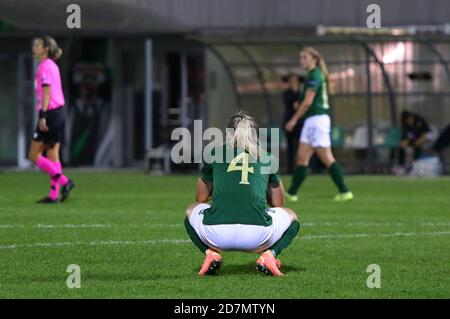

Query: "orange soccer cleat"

xmin=198 ymin=249 xmax=222 ymax=276
xmin=256 ymin=250 xmax=283 ymax=276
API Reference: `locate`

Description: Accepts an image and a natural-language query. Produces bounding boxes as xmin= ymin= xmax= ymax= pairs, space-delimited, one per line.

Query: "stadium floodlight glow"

xmin=445 ymin=23 xmax=450 ymax=35
xmin=316 ymin=24 xmax=450 ymax=36
xmin=382 ymin=42 xmax=405 ymax=64
xmin=329 ymin=68 xmax=355 ymax=80
xmin=316 ymin=25 xmax=411 ymax=36
xmin=391 ymin=28 xmax=403 ymax=36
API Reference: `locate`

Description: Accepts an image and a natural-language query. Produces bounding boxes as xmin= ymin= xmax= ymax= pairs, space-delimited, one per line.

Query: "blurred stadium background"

xmin=1 ymin=0 xmax=450 ymax=299
xmin=0 ymin=0 xmax=449 ymax=173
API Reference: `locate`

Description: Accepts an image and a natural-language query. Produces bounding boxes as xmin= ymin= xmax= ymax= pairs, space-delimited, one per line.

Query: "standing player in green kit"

xmin=285 ymin=47 xmax=353 ymax=202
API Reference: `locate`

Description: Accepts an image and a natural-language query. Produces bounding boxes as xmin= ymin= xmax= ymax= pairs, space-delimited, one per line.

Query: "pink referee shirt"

xmin=35 ymin=58 xmax=65 ymax=111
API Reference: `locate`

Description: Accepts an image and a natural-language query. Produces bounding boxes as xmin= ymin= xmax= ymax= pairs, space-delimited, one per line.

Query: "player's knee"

xmin=185 ymin=207 xmax=192 ymax=218
xmin=283 ymin=208 xmax=298 ymax=222
xmin=46 ymin=153 xmax=54 ymax=162
xmin=324 ymin=158 xmax=336 ymax=168
xmin=28 ymin=151 xmax=37 ymax=163
xmin=185 ymin=202 xmax=198 ymax=218
xmin=297 ymin=154 xmax=309 ymax=166
xmin=290 ymin=212 xmax=299 ymax=222
xmin=47 ymin=152 xmax=58 ymax=162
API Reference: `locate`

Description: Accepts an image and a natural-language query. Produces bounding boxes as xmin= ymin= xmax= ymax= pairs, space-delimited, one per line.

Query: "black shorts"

xmin=33 ymin=107 xmax=65 ymax=146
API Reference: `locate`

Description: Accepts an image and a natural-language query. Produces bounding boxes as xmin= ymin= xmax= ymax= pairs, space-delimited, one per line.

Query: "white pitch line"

xmin=302 ymin=222 xmax=450 ymax=227
xmin=0 ymin=239 xmax=191 ymax=250
xmin=300 ymin=231 xmax=450 ymax=240
xmin=0 ymin=225 xmax=25 ymax=228
xmin=1 ymin=231 xmax=450 ymax=250
xmin=34 ymin=224 xmax=111 ymax=228
xmin=0 ymin=223 xmax=182 ymax=229
xmin=0 ymin=224 xmax=112 ymax=229
xmin=1 ymin=222 xmax=450 ymax=229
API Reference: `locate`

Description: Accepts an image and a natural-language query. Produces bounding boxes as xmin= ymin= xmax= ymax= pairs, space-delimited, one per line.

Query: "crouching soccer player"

xmin=185 ymin=112 xmax=300 ymax=276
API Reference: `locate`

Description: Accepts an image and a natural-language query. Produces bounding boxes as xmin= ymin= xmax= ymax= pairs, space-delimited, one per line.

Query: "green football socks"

xmin=184 ymin=217 xmax=208 ymax=254
xmin=288 ymin=165 xmax=309 ymax=195
xmin=270 ymin=221 xmax=300 ymax=256
xmin=328 ymin=162 xmax=349 ymax=193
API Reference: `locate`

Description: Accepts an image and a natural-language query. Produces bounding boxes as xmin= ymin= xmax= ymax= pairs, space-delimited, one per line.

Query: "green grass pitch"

xmin=0 ymin=171 xmax=449 ymax=298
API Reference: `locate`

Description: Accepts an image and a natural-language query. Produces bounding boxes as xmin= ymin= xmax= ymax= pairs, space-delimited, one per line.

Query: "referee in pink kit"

xmin=28 ymin=35 xmax=75 ymax=203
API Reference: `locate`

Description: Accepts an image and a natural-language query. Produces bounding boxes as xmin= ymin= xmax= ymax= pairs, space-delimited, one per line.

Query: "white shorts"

xmin=300 ymin=114 xmax=331 ymax=148
xmin=188 ymin=204 xmax=293 ymax=253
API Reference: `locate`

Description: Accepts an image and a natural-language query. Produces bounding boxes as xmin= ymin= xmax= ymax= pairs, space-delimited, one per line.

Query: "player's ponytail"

xmin=36 ymin=35 xmax=63 ymax=61
xmin=302 ymin=47 xmax=334 ymax=95
xmin=226 ymin=111 xmax=262 ymax=159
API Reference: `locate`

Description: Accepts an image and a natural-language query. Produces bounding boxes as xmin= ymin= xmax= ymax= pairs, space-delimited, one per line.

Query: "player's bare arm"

xmin=196 ymin=178 xmax=212 ymax=203
xmin=285 ymin=89 xmax=315 ymax=132
xmin=267 ymin=181 xmax=285 ymax=207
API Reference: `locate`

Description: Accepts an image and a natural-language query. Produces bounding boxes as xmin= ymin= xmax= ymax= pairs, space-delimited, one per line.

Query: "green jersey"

xmin=300 ymin=67 xmax=330 ymax=119
xmin=200 ymin=145 xmax=281 ymax=226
